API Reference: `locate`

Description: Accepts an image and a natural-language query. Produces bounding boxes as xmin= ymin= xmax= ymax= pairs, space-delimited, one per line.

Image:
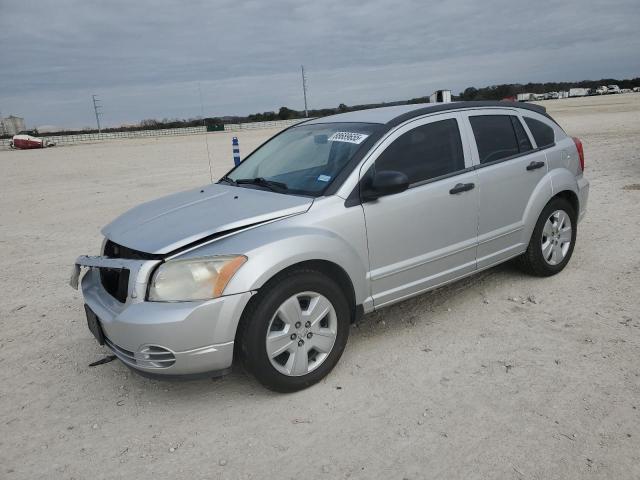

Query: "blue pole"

xmin=232 ymin=136 xmax=241 ymax=166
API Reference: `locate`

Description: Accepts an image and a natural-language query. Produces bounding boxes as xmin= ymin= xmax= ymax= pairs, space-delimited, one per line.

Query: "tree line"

xmin=8 ymin=76 xmax=639 ymax=138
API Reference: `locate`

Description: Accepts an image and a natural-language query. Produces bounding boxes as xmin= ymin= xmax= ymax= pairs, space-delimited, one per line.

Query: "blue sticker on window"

xmin=317 ymin=175 xmax=331 ymax=182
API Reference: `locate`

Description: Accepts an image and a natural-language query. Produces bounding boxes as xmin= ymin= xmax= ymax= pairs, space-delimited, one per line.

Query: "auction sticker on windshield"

xmin=328 ymin=132 xmax=369 ymax=144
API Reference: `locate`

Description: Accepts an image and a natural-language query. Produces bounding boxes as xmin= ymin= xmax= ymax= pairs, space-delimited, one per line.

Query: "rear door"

xmin=360 ymin=112 xmax=479 ymax=307
xmin=462 ymin=109 xmax=549 ymax=268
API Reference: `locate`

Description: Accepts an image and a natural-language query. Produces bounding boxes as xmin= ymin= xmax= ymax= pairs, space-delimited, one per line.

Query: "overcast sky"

xmin=1 ymin=0 xmax=639 ymax=129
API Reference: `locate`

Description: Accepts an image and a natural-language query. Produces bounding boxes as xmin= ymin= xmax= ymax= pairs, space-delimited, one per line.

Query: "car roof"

xmin=302 ymin=101 xmax=551 ymax=126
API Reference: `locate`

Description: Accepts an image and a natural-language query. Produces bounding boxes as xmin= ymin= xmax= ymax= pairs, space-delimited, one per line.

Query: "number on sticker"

xmin=328 ymin=132 xmax=369 ymax=144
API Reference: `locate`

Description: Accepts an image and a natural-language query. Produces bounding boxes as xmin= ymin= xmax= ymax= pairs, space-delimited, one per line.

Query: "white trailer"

xmin=430 ymin=89 xmax=451 ymax=103
xmin=569 ymin=88 xmax=589 ymax=97
xmin=517 ymin=93 xmax=532 ymax=102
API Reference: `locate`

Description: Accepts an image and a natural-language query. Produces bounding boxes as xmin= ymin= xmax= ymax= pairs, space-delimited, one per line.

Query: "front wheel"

xmin=238 ymin=269 xmax=351 ymax=392
xmin=517 ymin=197 xmax=577 ymax=276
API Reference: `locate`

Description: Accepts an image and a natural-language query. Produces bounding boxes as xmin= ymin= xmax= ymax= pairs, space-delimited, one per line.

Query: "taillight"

xmin=573 ymin=137 xmax=584 ymax=171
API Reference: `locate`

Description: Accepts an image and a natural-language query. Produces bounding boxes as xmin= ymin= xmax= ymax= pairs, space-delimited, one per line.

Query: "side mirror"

xmin=362 ymin=170 xmax=410 ymax=201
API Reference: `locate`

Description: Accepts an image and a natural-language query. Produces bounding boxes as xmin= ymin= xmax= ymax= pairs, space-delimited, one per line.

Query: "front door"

xmin=361 ymin=113 xmax=479 ymax=308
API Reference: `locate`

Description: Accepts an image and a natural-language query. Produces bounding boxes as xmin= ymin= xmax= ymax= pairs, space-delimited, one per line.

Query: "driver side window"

xmin=374 ymin=118 xmax=465 ymax=185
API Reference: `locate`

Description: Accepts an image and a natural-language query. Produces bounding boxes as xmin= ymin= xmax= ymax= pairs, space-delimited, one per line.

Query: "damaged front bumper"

xmin=71 ymin=255 xmax=253 ymax=379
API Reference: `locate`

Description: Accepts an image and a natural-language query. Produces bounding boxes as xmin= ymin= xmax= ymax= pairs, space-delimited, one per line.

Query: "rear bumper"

xmin=79 ymin=266 xmax=254 ymax=377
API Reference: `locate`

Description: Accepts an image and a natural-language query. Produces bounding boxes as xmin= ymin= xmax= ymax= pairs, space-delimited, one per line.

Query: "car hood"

xmin=102 ymin=183 xmax=313 ymax=254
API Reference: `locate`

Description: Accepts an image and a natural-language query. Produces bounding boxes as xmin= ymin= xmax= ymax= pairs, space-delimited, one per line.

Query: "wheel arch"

xmin=243 ymin=258 xmax=359 ymax=321
xmin=232 ymin=259 xmax=361 ymax=362
xmin=522 ymin=168 xmax=580 ymax=244
xmin=553 ymin=189 xmax=579 ymax=217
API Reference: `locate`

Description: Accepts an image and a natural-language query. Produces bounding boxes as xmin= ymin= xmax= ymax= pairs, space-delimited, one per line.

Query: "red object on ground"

xmin=11 ymin=134 xmax=45 ymax=149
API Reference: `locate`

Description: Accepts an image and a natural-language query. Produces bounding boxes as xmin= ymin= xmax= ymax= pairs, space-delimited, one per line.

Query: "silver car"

xmin=71 ymin=101 xmax=589 ymax=391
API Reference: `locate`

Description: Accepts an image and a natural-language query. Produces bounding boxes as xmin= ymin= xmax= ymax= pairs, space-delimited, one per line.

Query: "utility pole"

xmin=301 ymin=65 xmax=308 ymax=118
xmin=92 ymin=94 xmax=103 ymax=135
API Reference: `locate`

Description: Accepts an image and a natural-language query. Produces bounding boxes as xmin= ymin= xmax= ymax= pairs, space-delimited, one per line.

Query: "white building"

xmin=1 ymin=115 xmax=26 ymax=136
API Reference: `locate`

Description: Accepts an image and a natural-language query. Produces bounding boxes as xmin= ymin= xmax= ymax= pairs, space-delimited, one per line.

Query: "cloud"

xmin=0 ymin=0 xmax=639 ymax=128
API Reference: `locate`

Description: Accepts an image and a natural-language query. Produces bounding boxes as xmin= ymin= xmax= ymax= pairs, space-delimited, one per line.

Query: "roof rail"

xmin=387 ymin=100 xmax=552 ymax=127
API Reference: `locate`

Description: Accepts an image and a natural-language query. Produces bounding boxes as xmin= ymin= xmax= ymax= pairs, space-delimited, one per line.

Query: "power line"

xmin=301 ymin=65 xmax=309 ymax=118
xmin=92 ymin=94 xmax=103 ymax=135
xmin=198 ymin=83 xmax=214 ymax=183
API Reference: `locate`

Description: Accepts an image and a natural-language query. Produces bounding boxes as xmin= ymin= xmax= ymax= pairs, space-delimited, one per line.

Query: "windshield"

xmin=224 ymin=122 xmax=381 ymax=196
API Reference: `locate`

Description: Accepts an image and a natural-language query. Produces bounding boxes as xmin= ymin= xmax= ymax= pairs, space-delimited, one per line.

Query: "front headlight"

xmin=148 ymin=255 xmax=247 ymax=302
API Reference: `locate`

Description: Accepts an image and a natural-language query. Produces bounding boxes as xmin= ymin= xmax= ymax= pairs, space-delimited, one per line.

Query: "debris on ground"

xmin=291 ymin=418 xmax=312 ymax=424
xmin=88 ymin=355 xmax=117 ymax=367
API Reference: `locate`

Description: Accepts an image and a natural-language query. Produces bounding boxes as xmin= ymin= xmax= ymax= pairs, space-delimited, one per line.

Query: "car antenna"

xmin=198 ymin=82 xmax=214 ymax=183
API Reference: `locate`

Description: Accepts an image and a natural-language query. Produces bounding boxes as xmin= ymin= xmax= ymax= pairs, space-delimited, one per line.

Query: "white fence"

xmin=0 ymin=118 xmax=310 ymax=147
xmin=224 ymin=118 xmax=307 ymax=131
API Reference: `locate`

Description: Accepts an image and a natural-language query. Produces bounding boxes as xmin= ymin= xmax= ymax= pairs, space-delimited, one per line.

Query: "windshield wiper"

xmin=218 ymin=175 xmax=237 ymax=186
xmin=235 ymin=177 xmax=289 ymax=193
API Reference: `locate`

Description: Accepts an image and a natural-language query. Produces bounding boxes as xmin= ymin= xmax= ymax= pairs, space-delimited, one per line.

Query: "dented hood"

xmin=102 ymin=183 xmax=313 ymax=254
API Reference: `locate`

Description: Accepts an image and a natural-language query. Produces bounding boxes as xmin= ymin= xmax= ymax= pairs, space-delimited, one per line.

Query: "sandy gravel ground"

xmin=1 ymin=95 xmax=639 ymax=479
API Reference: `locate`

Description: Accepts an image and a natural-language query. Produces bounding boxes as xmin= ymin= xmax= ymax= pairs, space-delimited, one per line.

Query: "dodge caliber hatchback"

xmin=71 ymin=101 xmax=589 ymax=392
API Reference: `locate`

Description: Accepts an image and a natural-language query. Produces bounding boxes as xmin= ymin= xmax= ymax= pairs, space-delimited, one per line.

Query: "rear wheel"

xmin=238 ymin=269 xmax=350 ymax=392
xmin=517 ymin=197 xmax=577 ymax=276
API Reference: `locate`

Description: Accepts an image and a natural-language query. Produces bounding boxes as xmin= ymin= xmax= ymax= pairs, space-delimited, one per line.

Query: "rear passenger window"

xmin=524 ymin=117 xmax=555 ymax=148
xmin=375 ymin=118 xmax=465 ymax=184
xmin=469 ymin=115 xmax=520 ymax=164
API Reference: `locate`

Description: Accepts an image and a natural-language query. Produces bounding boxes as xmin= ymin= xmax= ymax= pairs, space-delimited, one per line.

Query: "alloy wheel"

xmin=265 ymin=291 xmax=338 ymax=376
xmin=541 ymin=209 xmax=572 ymax=265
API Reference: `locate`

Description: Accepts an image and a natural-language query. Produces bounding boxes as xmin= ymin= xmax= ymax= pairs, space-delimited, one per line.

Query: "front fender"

xmin=173 ymin=198 xmax=370 ymax=305
xmin=226 ymin=227 xmax=368 ymax=298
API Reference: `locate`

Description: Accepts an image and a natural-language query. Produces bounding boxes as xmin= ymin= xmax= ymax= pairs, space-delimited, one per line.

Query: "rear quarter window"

xmin=524 ymin=117 xmax=555 ymax=148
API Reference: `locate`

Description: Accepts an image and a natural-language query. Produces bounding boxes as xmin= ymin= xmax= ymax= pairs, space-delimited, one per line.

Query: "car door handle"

xmin=449 ymin=182 xmax=475 ymax=194
xmin=526 ymin=160 xmax=545 ymax=171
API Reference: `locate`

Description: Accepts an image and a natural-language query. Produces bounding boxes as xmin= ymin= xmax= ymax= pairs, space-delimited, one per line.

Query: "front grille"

xmin=105 ymin=337 xmax=176 ymax=369
xmin=100 ymin=239 xmax=160 ymax=303
xmin=100 ymin=268 xmax=130 ymax=303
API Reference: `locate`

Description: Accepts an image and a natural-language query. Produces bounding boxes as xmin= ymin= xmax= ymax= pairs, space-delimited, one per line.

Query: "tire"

xmin=238 ymin=269 xmax=351 ymax=392
xmin=517 ymin=197 xmax=577 ymax=277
